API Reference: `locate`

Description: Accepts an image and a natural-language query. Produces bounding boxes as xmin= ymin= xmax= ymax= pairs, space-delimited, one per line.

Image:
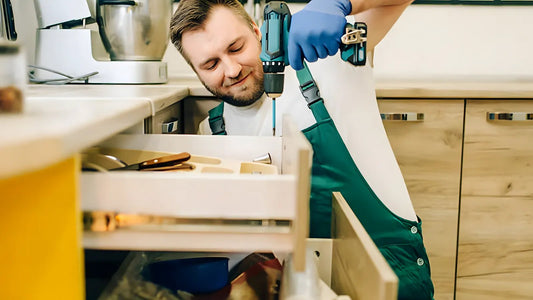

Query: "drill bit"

xmin=272 ymin=97 xmax=276 ymax=136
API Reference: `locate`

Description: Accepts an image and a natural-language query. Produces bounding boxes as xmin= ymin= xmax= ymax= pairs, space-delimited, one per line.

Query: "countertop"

xmin=375 ymin=79 xmax=533 ymax=99
xmin=170 ymin=76 xmax=533 ymax=98
xmin=1 ymin=84 xmax=190 ymax=179
xmin=2 ymin=76 xmax=533 ymax=179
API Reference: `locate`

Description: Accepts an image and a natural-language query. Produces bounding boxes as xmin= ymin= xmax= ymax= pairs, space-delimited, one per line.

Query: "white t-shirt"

xmin=198 ymin=55 xmax=417 ymax=222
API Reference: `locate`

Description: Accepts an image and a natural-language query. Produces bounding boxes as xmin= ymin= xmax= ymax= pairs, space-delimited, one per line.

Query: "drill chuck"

xmin=263 ymin=73 xmax=284 ymax=98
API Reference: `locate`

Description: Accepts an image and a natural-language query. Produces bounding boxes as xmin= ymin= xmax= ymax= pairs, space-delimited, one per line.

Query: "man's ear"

xmin=251 ymin=21 xmax=262 ymax=41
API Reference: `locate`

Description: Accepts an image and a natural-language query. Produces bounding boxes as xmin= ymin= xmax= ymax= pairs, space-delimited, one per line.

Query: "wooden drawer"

xmin=378 ymin=99 xmax=464 ymax=300
xmin=81 ymin=116 xmax=399 ymax=299
xmin=94 ymin=192 xmax=398 ymax=300
xmin=457 ymin=100 xmax=533 ymax=299
xmin=81 ymin=119 xmax=311 ymax=268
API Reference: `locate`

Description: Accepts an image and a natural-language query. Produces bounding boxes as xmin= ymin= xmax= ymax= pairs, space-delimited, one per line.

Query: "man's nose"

xmin=223 ymin=57 xmax=242 ymax=79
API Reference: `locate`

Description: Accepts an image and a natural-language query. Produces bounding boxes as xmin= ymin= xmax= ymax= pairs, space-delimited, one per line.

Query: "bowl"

xmin=142 ymin=257 xmax=230 ymax=294
xmin=96 ymin=0 xmax=173 ymax=61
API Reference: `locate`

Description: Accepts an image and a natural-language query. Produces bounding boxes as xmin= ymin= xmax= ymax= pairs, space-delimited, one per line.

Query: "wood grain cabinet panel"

xmin=377 ymin=99 xmax=464 ymax=300
xmin=457 ymin=100 xmax=533 ymax=300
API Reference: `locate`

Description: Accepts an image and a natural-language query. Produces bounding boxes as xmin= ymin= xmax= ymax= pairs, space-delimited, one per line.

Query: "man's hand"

xmin=288 ymin=0 xmax=352 ymax=70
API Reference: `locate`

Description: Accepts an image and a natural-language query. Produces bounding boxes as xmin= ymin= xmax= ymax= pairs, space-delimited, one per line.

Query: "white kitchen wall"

xmin=373 ymin=5 xmax=533 ymax=81
xmin=10 ymin=1 xmax=533 ymax=81
xmin=11 ymin=0 xmax=37 ymax=64
xmin=165 ymin=4 xmax=533 ymax=81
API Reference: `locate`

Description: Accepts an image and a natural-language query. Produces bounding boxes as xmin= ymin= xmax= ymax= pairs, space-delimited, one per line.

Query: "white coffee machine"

xmin=32 ymin=0 xmax=172 ymax=84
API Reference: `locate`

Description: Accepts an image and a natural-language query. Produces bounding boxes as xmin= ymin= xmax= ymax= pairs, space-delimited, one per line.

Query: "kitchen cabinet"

xmin=179 ymin=96 xmax=465 ymax=299
xmin=182 ymin=96 xmax=221 ymax=134
xmin=0 ymin=156 xmax=84 ymax=300
xmin=80 ymin=123 xmax=399 ymax=299
xmin=143 ymin=100 xmax=184 ymax=134
xmin=377 ymin=99 xmax=464 ymax=300
xmin=456 ymin=100 xmax=533 ymax=300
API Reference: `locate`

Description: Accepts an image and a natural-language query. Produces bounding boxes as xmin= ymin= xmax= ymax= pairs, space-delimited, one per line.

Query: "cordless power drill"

xmin=260 ymin=1 xmax=291 ymax=136
xmin=260 ymin=1 xmax=367 ymax=136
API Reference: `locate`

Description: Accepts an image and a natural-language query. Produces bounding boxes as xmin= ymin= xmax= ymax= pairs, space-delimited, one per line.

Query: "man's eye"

xmin=206 ymin=61 xmax=218 ymax=70
xmin=230 ymin=45 xmax=243 ymax=53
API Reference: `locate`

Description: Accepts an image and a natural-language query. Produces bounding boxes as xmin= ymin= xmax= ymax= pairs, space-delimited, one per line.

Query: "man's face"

xmin=182 ymin=6 xmax=264 ymax=106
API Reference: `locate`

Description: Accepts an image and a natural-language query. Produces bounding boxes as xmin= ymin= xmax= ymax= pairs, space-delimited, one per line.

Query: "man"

xmin=170 ymin=0 xmax=434 ymax=299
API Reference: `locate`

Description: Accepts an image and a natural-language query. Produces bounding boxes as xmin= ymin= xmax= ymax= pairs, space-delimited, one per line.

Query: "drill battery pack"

xmin=340 ymin=22 xmax=367 ymax=67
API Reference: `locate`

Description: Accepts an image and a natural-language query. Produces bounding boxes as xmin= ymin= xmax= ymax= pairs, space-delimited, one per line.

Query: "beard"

xmin=200 ymin=70 xmax=265 ymax=107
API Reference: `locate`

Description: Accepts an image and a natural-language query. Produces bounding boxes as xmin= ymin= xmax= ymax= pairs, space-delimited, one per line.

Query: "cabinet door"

xmin=378 ymin=99 xmax=464 ymax=300
xmin=457 ymin=100 xmax=533 ymax=300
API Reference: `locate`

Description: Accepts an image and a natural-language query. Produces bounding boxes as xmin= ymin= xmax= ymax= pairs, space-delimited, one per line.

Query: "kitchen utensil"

xmin=109 ymin=152 xmax=191 ymax=171
xmin=97 ymin=0 xmax=173 ymax=61
xmin=142 ymin=257 xmax=229 ymax=294
xmin=81 ymin=153 xmax=127 ymax=171
xmin=91 ymin=148 xmax=279 ymax=174
xmin=138 ymin=162 xmax=194 ymax=171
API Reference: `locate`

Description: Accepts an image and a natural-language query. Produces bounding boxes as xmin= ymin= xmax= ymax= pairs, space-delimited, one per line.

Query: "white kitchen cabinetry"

xmin=182 ymin=96 xmax=221 ymax=134
xmin=143 ymin=100 xmax=183 ymax=134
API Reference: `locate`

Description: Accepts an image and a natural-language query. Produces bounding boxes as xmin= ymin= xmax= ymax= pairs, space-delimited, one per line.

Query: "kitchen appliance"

xmin=32 ymin=0 xmax=172 ymax=84
xmin=0 ymin=0 xmax=17 ymax=41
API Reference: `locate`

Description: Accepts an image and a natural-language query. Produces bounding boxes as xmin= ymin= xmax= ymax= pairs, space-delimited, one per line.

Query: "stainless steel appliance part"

xmin=97 ymin=0 xmax=173 ymax=61
xmin=32 ymin=0 xmax=169 ymax=84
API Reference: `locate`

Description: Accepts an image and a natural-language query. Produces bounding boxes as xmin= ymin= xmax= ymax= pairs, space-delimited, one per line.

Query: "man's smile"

xmin=232 ymin=74 xmax=249 ymax=86
xmin=225 ymin=71 xmax=252 ymax=88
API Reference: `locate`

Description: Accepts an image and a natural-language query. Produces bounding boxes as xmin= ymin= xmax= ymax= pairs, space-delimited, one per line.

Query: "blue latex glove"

xmin=288 ymin=0 xmax=352 ymax=70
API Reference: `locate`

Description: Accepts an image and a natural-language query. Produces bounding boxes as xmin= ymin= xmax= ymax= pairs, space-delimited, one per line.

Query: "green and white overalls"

xmin=207 ymin=63 xmax=435 ymax=300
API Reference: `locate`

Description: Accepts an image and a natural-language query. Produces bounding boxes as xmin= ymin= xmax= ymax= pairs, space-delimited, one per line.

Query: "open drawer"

xmin=306 ymin=192 xmax=398 ymax=300
xmin=82 ymin=119 xmax=312 ymax=269
xmin=93 ymin=193 xmax=398 ymax=300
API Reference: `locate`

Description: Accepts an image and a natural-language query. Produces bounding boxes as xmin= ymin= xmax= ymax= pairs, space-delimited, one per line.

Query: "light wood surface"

xmin=376 ymin=80 xmax=533 ymax=99
xmin=330 ymin=192 xmax=398 ymax=300
xmin=377 ymin=99 xmax=464 ymax=300
xmin=282 ymin=117 xmax=313 ymax=272
xmin=175 ymin=75 xmax=533 ymax=99
xmin=456 ymin=100 xmax=533 ymax=300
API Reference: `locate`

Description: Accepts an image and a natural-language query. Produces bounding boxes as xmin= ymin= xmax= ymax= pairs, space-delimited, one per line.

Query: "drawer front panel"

xmin=378 ymin=99 xmax=464 ymax=300
xmin=81 ymin=125 xmax=312 ymax=254
xmin=457 ymin=100 xmax=533 ymax=300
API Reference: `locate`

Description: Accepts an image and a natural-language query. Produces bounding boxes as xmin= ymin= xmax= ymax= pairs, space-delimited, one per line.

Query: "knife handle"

xmin=139 ymin=152 xmax=191 ymax=169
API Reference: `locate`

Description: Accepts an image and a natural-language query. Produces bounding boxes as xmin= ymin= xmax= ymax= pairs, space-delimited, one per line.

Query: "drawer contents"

xmin=81 ymin=130 xmax=309 ymax=255
xmin=82 ymin=151 xmax=192 ymax=172
xmin=98 ymin=252 xmax=282 ymax=300
xmin=82 ymin=147 xmax=278 ymax=175
xmin=144 ymin=257 xmax=230 ymax=295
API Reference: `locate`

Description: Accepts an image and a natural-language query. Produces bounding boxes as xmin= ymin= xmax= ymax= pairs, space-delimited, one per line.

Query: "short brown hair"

xmin=170 ymin=0 xmax=255 ymax=64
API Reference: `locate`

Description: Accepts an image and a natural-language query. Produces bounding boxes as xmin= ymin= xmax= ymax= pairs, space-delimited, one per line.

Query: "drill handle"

xmin=260 ymin=1 xmax=291 ymax=68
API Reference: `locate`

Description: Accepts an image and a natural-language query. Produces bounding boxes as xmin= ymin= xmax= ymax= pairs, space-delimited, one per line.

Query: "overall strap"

xmin=295 ymin=62 xmax=330 ymax=122
xmin=208 ymin=102 xmax=227 ymax=135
